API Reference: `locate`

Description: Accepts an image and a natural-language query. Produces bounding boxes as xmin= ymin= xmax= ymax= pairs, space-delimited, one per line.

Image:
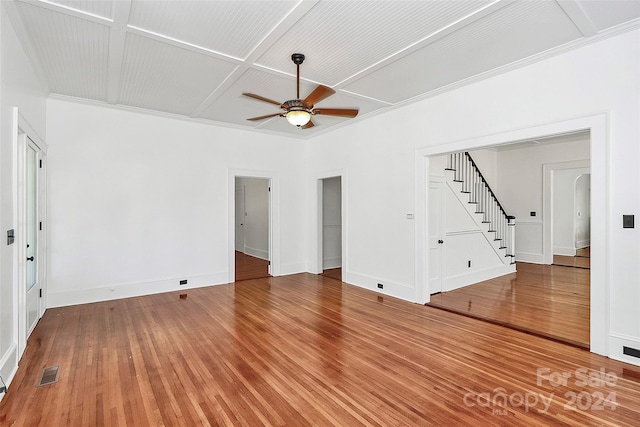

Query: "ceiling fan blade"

xmin=300 ymin=120 xmax=315 ymax=129
xmin=303 ymin=85 xmax=335 ymax=108
xmin=243 ymin=92 xmax=283 ymax=107
xmin=312 ymin=108 xmax=359 ymax=118
xmin=247 ymin=113 xmax=282 ymax=121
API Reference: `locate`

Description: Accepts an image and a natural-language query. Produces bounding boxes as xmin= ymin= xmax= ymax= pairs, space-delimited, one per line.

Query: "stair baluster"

xmin=446 ymin=152 xmax=516 ymax=264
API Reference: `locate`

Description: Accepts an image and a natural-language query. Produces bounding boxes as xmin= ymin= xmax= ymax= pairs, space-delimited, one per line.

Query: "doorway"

xmin=16 ymin=127 xmax=47 ymax=358
xmin=551 ymin=167 xmax=591 ymax=269
xmin=234 ymin=177 xmax=271 ymax=281
xmin=417 ymin=114 xmax=607 ymax=355
xmin=320 ymin=176 xmax=342 ymax=280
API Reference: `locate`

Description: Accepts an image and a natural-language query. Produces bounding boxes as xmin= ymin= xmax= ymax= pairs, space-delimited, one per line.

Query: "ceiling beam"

xmin=106 ymin=0 xmax=131 ymax=104
xmin=557 ymin=0 xmax=598 ymax=37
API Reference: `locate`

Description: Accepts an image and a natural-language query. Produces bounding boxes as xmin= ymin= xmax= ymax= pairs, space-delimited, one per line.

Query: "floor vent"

xmin=37 ymin=366 xmax=59 ymax=387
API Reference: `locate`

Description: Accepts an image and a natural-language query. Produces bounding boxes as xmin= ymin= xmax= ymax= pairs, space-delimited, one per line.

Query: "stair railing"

xmin=446 ymin=152 xmax=516 ymax=263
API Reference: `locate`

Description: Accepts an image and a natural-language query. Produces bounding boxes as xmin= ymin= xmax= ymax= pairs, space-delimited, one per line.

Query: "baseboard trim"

xmin=47 ymin=272 xmax=229 ymax=308
xmin=243 ymin=246 xmax=269 ymax=260
xmin=516 ymin=252 xmax=544 ymax=264
xmin=322 ymin=257 xmax=342 ymax=270
xmin=609 ymin=333 xmax=640 ymax=367
xmin=444 ymin=264 xmax=516 ymax=292
xmin=554 ymin=246 xmax=576 ymax=256
xmin=345 ymin=271 xmax=414 ymax=302
xmin=0 ymin=342 xmax=18 ymax=403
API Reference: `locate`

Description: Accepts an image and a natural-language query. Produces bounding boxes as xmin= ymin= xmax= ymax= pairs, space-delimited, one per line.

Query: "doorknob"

xmin=27 ymin=256 xmax=34 ymax=261
xmin=438 ymin=240 xmax=444 ymax=244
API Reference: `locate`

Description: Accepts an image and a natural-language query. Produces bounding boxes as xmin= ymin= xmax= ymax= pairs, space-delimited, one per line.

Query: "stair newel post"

xmin=508 ymin=217 xmax=516 ymax=263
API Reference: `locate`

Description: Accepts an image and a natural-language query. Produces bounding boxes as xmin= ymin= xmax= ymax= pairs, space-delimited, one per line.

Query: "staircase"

xmin=446 ymin=152 xmax=516 ymax=265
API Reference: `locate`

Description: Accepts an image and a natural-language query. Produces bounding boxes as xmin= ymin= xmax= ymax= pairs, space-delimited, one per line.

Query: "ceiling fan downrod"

xmin=291 ymin=53 xmax=305 ymax=100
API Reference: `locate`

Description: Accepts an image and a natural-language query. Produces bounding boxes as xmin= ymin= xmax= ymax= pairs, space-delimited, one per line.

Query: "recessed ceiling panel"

xmin=344 ymin=1 xmax=584 ymax=103
xmin=118 ymin=33 xmax=238 ymax=116
xmin=128 ymin=0 xmax=298 ymax=59
xmin=16 ymin=1 xmax=110 ymax=100
xmin=28 ymin=0 xmax=114 ymax=20
xmin=577 ymin=0 xmax=640 ymax=31
xmin=256 ymin=0 xmax=494 ymax=86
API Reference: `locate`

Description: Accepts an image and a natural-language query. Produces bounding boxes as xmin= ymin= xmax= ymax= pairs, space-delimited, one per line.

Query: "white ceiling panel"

xmin=343 ymin=0 xmax=584 ymax=103
xmin=16 ymin=1 xmax=110 ymax=101
xmin=8 ymin=0 xmax=640 ymax=138
xmin=577 ymin=0 xmax=640 ymax=31
xmin=118 ymin=33 xmax=238 ymax=116
xmin=128 ymin=0 xmax=298 ymax=59
xmin=33 ymin=0 xmax=114 ymax=20
xmin=256 ymin=0 xmax=495 ymax=86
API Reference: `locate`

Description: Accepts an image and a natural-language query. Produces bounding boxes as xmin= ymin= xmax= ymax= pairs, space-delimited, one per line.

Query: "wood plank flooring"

xmin=321 ymin=267 xmax=342 ymax=281
xmin=429 ymin=262 xmax=590 ymax=348
xmin=235 ymin=251 xmax=270 ymax=281
xmin=2 ymin=273 xmax=639 ymax=426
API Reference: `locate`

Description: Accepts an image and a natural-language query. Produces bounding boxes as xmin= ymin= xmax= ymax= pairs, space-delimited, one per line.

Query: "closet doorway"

xmin=234 ymin=177 xmax=271 ymax=281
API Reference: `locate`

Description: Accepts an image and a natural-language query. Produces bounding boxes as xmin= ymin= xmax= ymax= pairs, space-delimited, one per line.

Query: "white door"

xmin=25 ymin=139 xmax=41 ymax=337
xmin=235 ymin=186 xmax=245 ymax=252
xmin=428 ymin=180 xmax=444 ymax=294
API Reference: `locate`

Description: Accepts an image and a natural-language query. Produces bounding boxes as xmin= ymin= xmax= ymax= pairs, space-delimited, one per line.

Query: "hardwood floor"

xmin=428 ymin=262 xmax=590 ymax=348
xmin=235 ymin=251 xmax=270 ymax=281
xmin=321 ymin=267 xmax=342 ymax=281
xmin=554 ymin=247 xmax=591 ymax=269
xmin=2 ymin=273 xmax=639 ymax=426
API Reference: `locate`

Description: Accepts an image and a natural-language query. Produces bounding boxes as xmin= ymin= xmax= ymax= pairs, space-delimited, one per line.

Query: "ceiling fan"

xmin=243 ymin=53 xmax=359 ymax=129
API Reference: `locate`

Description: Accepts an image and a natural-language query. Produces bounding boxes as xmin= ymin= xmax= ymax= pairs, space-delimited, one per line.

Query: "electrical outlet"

xmin=468 ymin=260 xmax=471 ymax=268
xmin=179 ymin=279 xmax=187 ymax=285
xmin=377 ymin=283 xmax=384 ymax=289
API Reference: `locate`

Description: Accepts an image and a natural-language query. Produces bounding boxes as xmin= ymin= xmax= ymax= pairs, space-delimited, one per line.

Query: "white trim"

xmin=415 ymin=113 xmax=608 ymax=357
xmin=228 ymin=170 xmax=280 ymax=281
xmin=311 ymin=171 xmax=347 ymax=282
xmin=0 ymin=343 xmax=18 ymax=403
xmin=444 ymin=264 xmax=515 ymax=293
xmin=609 ymin=333 xmax=640 ymax=367
xmin=13 ymin=109 xmax=49 ymax=360
xmin=346 ymin=271 xmax=415 ymax=302
xmin=47 ymin=273 xmax=228 ymax=308
xmin=515 ymin=252 xmax=545 ymax=264
xmin=243 ymin=246 xmax=269 ymax=261
xmin=542 ymin=159 xmax=590 ymax=264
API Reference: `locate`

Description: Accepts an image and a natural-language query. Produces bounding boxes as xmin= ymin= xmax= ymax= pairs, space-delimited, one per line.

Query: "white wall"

xmin=235 ymin=177 xmax=269 ymax=260
xmin=322 ymin=176 xmax=341 ymax=269
xmin=307 ymin=30 xmax=640 ymax=364
xmin=496 ymin=139 xmax=590 ymax=262
xmin=0 ymin=3 xmax=47 ymax=395
xmin=575 ymin=173 xmax=590 ymax=249
xmin=46 ymin=99 xmax=307 ymax=306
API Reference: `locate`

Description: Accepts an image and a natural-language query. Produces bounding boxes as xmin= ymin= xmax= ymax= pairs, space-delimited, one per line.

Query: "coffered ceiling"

xmin=6 ymin=0 xmax=640 ymax=137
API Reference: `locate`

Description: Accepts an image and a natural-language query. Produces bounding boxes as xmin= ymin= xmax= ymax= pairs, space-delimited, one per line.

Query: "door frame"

xmin=427 ymin=177 xmax=445 ymax=294
xmin=228 ymin=169 xmax=279 ymax=282
xmin=311 ymin=170 xmax=347 ymax=281
xmin=415 ymin=113 xmax=607 ymax=356
xmin=13 ymin=108 xmax=48 ymax=359
xmin=542 ymin=160 xmax=590 ymax=264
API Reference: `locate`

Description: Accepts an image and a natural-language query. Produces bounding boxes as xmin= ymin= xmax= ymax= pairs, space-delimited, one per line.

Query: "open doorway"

xmin=320 ymin=176 xmax=342 ymax=281
xmin=422 ymin=128 xmax=596 ymax=350
xmin=234 ymin=177 xmax=271 ymax=281
xmin=551 ymin=168 xmax=590 ymax=269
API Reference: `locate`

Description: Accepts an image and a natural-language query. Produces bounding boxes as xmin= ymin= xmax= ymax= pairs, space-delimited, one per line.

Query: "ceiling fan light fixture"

xmin=286 ymin=108 xmax=311 ymax=127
